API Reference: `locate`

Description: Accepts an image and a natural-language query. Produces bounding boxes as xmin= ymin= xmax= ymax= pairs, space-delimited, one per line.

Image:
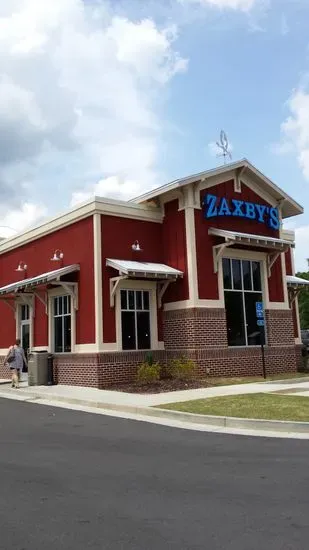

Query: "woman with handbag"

xmin=4 ymin=339 xmax=28 ymax=388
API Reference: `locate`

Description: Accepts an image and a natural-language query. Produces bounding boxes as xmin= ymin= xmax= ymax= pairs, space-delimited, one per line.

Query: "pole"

xmin=260 ymin=327 xmax=266 ymax=379
xmin=261 ymin=343 xmax=266 ymax=380
xmin=256 ymin=301 xmax=266 ymax=380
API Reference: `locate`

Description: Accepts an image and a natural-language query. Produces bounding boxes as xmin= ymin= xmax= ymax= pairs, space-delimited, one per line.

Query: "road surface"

xmin=1 ymin=399 xmax=309 ymax=549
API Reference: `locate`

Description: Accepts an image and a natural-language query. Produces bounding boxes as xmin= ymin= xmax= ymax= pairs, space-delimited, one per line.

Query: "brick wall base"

xmin=52 ymin=351 xmax=167 ymax=388
xmin=0 ymin=306 xmax=300 ymax=388
xmin=52 ymin=343 xmax=299 ymax=386
xmin=163 ymin=308 xmax=227 ymax=349
xmin=295 ymin=344 xmax=306 ymax=371
xmin=0 ymin=346 xmax=298 ymax=388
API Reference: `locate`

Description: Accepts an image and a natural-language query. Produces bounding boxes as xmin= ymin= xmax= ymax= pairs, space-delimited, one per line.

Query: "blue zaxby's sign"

xmin=203 ymin=193 xmax=280 ymax=230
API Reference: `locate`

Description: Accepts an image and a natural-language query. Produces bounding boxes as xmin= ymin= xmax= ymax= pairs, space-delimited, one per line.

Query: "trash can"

xmin=28 ymin=351 xmax=49 ymax=386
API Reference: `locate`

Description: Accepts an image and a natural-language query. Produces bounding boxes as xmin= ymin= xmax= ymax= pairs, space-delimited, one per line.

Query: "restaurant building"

xmin=0 ymin=159 xmax=308 ymax=387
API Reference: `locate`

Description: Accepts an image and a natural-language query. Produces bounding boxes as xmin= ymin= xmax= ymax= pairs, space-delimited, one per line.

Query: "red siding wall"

xmin=268 ymin=256 xmax=284 ymax=302
xmin=285 ymin=248 xmax=293 ymax=276
xmin=195 ymin=180 xmax=283 ymax=301
xmin=162 ymin=200 xmax=189 ymax=303
xmin=0 ymin=216 xmax=95 ymax=349
xmin=101 ymin=215 xmax=164 ymax=343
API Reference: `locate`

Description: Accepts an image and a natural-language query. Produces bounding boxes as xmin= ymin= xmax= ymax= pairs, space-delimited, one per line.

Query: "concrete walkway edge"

xmin=1 ymin=388 xmax=309 ymax=434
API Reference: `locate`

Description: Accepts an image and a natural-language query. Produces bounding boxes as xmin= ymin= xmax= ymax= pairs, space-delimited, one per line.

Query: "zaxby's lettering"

xmin=203 ymin=194 xmax=279 ymax=230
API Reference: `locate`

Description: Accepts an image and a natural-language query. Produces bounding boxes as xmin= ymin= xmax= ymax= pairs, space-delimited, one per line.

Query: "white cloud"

xmin=276 ymin=88 xmax=309 ymax=180
xmin=0 ymin=202 xmax=47 ymax=238
xmin=0 ymin=0 xmax=187 ymax=229
xmin=292 ymin=225 xmax=309 ymax=272
xmin=178 ymin=0 xmax=256 ymax=11
xmin=71 ymin=175 xmax=143 ymax=206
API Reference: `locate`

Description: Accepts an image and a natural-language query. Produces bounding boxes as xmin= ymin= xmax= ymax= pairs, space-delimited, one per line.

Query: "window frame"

xmin=16 ymin=299 xmax=33 ymax=353
xmin=120 ymin=289 xmax=151 ymax=351
xmin=222 ymin=256 xmax=267 ymax=348
xmin=48 ymin=287 xmax=76 ymax=354
xmin=53 ymin=295 xmax=72 ymax=353
xmin=115 ymin=280 xmax=160 ymax=352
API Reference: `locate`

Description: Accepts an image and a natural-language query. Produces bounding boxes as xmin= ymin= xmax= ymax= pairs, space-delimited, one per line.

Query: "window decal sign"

xmin=203 ymin=193 xmax=280 ymax=230
xmin=256 ymin=302 xmax=265 ymax=326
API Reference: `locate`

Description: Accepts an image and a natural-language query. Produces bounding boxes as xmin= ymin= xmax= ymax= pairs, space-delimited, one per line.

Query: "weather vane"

xmin=216 ymin=130 xmax=232 ymax=164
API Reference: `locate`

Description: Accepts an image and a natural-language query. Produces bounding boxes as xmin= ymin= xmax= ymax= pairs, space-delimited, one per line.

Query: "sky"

xmin=1 ymin=0 xmax=309 ymax=270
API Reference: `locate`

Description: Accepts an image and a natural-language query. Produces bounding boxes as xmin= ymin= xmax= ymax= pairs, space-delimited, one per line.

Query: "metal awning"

xmin=0 ymin=264 xmax=80 ymax=313
xmin=208 ymin=228 xmax=293 ymax=276
xmin=286 ymin=275 xmax=309 ymax=288
xmin=286 ymin=275 xmax=309 ymax=305
xmin=106 ymin=259 xmax=183 ymax=308
xmin=208 ymin=228 xmax=294 ymax=249
xmin=0 ymin=264 xmax=80 ymax=296
xmin=106 ymin=259 xmax=183 ymax=278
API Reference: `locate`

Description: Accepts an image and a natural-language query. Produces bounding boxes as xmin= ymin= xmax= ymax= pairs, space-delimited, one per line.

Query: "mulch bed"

xmin=107 ymin=378 xmax=211 ymax=394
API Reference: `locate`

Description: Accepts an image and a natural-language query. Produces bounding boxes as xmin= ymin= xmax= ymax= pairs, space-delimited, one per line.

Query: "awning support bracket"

xmin=157 ymin=279 xmax=175 ymax=308
xmin=288 ymin=287 xmax=303 ymax=306
xmin=110 ymin=276 xmax=128 ymax=307
xmin=267 ymin=251 xmax=281 ymax=277
xmin=266 ymin=245 xmax=289 ymax=277
xmin=49 ymin=281 xmax=79 ymax=310
xmin=3 ymin=299 xmax=16 ymax=313
xmin=33 ymin=290 xmax=48 ymax=314
xmin=213 ymin=240 xmax=235 ymax=273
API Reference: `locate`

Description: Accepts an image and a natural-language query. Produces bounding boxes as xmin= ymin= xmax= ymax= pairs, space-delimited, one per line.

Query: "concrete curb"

xmin=263 ymin=376 xmax=309 ymax=385
xmin=0 ymin=389 xmax=309 ymax=434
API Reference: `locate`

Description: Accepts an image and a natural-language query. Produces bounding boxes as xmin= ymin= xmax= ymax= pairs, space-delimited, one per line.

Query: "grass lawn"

xmin=208 ymin=372 xmax=309 ymax=387
xmin=159 ymin=393 xmax=309 ymax=422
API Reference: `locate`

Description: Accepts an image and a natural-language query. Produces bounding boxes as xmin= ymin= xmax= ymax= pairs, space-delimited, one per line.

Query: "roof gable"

xmin=131 ymin=159 xmax=303 ymax=219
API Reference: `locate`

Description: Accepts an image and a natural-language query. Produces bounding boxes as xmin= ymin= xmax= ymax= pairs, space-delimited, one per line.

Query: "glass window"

xmin=223 ymin=259 xmax=265 ymax=346
xmin=121 ymin=289 xmax=127 ymax=310
xmin=143 ymin=291 xmax=149 ymax=311
xmin=252 ymin=261 xmax=262 ymax=291
xmin=121 ymin=290 xmax=151 ymax=350
xmin=245 ymin=293 xmax=263 ymax=346
xmin=136 ymin=291 xmax=143 ymax=311
xmin=53 ymin=295 xmax=72 ymax=353
xmin=232 ymin=259 xmax=242 ymax=290
xmin=128 ymin=290 xmax=135 ymax=310
xmin=242 ymin=260 xmax=252 ymax=291
xmin=225 ymin=292 xmax=246 ymax=346
xmin=137 ymin=312 xmax=151 ymax=350
xmin=121 ymin=312 xmax=136 ymax=350
xmin=21 ymin=304 xmax=30 ymax=321
xmin=223 ymin=258 xmax=232 ymax=289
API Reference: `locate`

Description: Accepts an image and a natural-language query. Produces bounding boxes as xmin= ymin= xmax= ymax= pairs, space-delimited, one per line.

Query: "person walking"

xmin=4 ymin=339 xmax=28 ymax=388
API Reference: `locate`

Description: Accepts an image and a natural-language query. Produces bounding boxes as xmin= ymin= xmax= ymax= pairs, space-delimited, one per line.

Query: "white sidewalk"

xmin=1 ymin=377 xmax=309 ymax=407
xmin=2 ymin=377 xmax=309 ymax=439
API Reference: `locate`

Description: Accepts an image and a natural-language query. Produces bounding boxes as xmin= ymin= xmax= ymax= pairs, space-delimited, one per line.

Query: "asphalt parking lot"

xmin=1 ymin=398 xmax=309 ymax=550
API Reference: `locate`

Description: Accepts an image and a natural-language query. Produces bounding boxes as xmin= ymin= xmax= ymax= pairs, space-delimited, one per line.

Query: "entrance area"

xmin=20 ymin=305 xmax=30 ymax=375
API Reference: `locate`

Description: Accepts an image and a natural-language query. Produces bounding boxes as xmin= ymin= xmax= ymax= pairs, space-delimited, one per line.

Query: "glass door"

xmin=20 ymin=305 xmax=30 ymax=366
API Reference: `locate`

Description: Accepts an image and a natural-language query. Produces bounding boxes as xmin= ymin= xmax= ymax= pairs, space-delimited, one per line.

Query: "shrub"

xmin=137 ymin=362 xmax=161 ymax=385
xmin=167 ymin=357 xmax=196 ymax=381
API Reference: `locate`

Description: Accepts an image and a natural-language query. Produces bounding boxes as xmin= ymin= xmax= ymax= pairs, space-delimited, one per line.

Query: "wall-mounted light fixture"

xmin=15 ymin=261 xmax=27 ymax=272
xmin=51 ymin=249 xmax=64 ymax=262
xmin=132 ymin=240 xmax=142 ymax=252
